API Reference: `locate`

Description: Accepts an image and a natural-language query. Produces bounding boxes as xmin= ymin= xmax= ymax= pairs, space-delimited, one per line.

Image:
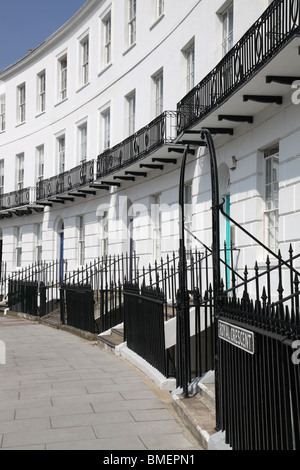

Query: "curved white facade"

xmin=0 ymin=0 xmax=299 ymax=279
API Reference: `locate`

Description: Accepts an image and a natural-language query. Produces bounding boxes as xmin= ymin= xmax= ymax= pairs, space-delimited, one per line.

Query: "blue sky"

xmin=0 ymin=0 xmax=87 ymax=71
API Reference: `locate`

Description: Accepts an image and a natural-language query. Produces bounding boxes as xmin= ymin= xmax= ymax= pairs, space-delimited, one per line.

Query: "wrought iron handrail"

xmin=96 ymin=111 xmax=178 ymax=179
xmin=177 ymin=0 xmax=300 ymax=133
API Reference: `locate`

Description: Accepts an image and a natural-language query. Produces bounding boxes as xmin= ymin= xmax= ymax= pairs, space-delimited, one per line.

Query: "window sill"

xmin=98 ymin=62 xmax=113 ymax=77
xmin=35 ymin=111 xmax=46 ymax=119
xmin=55 ymin=97 xmax=68 ymax=107
xmin=150 ymin=13 xmax=165 ymax=31
xmin=15 ymin=121 xmax=26 ymax=128
xmin=123 ymin=42 xmax=136 ymax=56
xmin=76 ymin=82 xmax=90 ymax=93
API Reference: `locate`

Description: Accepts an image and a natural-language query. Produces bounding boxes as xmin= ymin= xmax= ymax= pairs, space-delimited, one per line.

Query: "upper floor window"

xmin=153 ymin=70 xmax=163 ymax=117
xmin=101 ymin=108 xmax=111 ymax=150
xmin=0 ymin=95 xmax=5 ymax=132
xmin=222 ymin=3 xmax=234 ymax=56
xmin=157 ymin=0 xmax=164 ymax=18
xmin=79 ymin=122 xmax=88 ymax=163
xmin=16 ymin=153 xmax=24 ymax=190
xmin=128 ymin=0 xmax=137 ymax=47
xmin=59 ymin=55 xmax=68 ymax=101
xmin=103 ymin=14 xmax=112 ymax=66
xmin=80 ymin=36 xmax=89 ymax=86
xmin=265 ymin=146 xmax=279 ymax=252
xmin=0 ymin=160 xmax=4 ymax=195
xmin=57 ymin=135 xmax=65 ymax=174
xmin=17 ymin=84 xmax=26 ymax=123
xmin=126 ymin=91 xmax=136 ymax=136
xmin=37 ymin=71 xmax=46 ymax=113
xmin=36 ymin=145 xmax=44 ymax=182
xmin=183 ymin=41 xmax=195 ymax=93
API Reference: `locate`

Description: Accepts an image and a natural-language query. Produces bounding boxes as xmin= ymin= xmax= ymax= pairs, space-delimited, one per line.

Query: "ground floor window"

xmin=264 ymin=145 xmax=279 ymax=253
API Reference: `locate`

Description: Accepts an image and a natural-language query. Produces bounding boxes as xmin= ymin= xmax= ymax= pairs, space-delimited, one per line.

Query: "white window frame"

xmin=57 ymin=135 xmax=66 ymax=174
xmin=221 ymin=3 xmax=234 ymax=56
xmin=103 ymin=13 xmax=112 ymax=67
xmin=58 ymin=54 xmax=68 ymax=101
xmin=0 ymin=95 xmax=6 ymax=132
xmin=128 ymin=0 xmax=137 ymax=47
xmin=36 ymin=223 xmax=43 ymax=263
xmin=17 ymin=84 xmax=26 ymax=123
xmin=126 ymin=91 xmax=136 ymax=137
xmin=184 ymin=182 xmax=193 ymax=254
xmin=186 ymin=45 xmax=195 ymax=92
xmin=80 ymin=36 xmax=89 ymax=86
xmin=99 ymin=210 xmax=109 ymax=259
xmin=78 ymin=122 xmax=88 ymax=164
xmin=16 ymin=153 xmax=24 ymax=191
xmin=101 ymin=108 xmax=111 ymax=151
xmin=37 ymin=70 xmax=46 ymax=114
xmin=0 ymin=160 xmax=4 ymax=195
xmin=153 ymin=70 xmax=163 ymax=117
xmin=78 ymin=216 xmax=85 ymax=267
xmin=36 ymin=145 xmax=44 ymax=182
xmin=16 ymin=227 xmax=22 ymax=268
xmin=264 ymin=146 xmax=279 ymax=253
xmin=152 ymin=194 xmax=162 ymax=262
xmin=157 ymin=0 xmax=164 ymax=18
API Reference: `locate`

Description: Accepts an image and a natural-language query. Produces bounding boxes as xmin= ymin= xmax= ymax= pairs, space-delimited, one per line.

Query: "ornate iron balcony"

xmin=177 ymin=0 xmax=300 ymax=134
xmin=0 ymin=186 xmax=37 ymax=210
xmin=36 ymin=160 xmax=95 ymax=201
xmin=96 ymin=111 xmax=178 ymax=179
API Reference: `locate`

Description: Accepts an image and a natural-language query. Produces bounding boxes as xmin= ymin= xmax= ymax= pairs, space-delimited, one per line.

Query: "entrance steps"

xmin=171 ymin=373 xmax=230 ymax=450
xmin=41 ymin=310 xmax=61 ymax=327
xmin=97 ymin=326 xmax=124 ymax=353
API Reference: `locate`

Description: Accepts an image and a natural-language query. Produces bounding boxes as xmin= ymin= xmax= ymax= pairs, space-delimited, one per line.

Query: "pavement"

xmin=0 ymin=314 xmax=203 ymax=452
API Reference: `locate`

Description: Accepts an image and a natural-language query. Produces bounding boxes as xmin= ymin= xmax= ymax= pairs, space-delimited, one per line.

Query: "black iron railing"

xmin=124 ymin=281 xmax=168 ymax=377
xmin=36 ymin=160 xmax=95 ymax=201
xmin=0 ymin=187 xmax=37 ymax=210
xmin=177 ymin=0 xmax=300 ymax=134
xmin=96 ymin=111 xmax=177 ymax=179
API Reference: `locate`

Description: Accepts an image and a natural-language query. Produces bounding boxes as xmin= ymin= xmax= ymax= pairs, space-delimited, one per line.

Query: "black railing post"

xmin=177 ymin=145 xmax=191 ymax=397
xmin=201 ymin=128 xmax=221 ymax=431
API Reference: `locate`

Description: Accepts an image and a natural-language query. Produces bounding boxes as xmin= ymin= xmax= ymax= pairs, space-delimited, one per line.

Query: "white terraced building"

xmin=0 ymin=0 xmax=299 ymax=282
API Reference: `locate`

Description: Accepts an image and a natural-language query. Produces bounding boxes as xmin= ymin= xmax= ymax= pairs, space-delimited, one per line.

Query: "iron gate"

xmin=60 ymin=284 xmax=95 ymax=334
xmin=123 ymin=281 xmax=169 ymax=377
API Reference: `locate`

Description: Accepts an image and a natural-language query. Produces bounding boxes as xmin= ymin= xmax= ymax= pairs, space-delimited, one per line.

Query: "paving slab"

xmin=0 ymin=315 xmax=202 ymax=451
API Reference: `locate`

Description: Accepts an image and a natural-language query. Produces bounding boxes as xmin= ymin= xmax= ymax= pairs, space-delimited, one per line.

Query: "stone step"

xmin=97 ymin=327 xmax=124 ymax=352
xmin=198 ymin=382 xmax=215 ymax=414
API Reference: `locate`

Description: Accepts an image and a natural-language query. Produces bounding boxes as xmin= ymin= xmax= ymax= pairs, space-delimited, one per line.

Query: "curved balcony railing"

xmin=36 ymin=159 xmax=95 ymax=201
xmin=177 ymin=0 xmax=300 ymax=134
xmin=0 ymin=187 xmax=37 ymax=210
xmin=96 ymin=111 xmax=178 ymax=179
